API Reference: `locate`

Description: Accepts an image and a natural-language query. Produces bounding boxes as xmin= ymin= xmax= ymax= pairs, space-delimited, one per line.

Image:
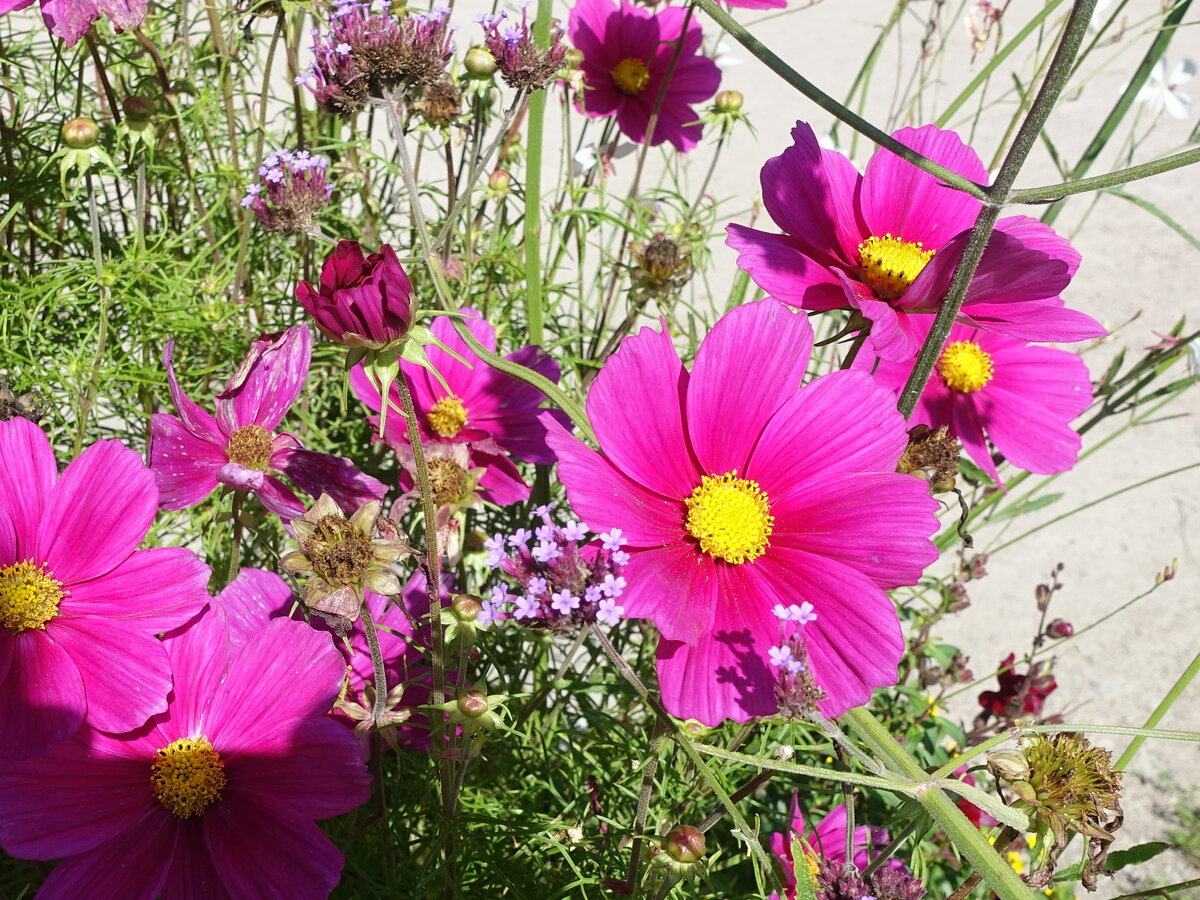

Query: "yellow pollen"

xmin=857 ymin=233 xmax=935 ymax=299
xmin=0 ymin=560 xmax=65 ymax=633
xmin=151 ymin=737 xmax=226 ymax=819
xmin=684 ymin=471 xmax=774 ymax=565
xmin=804 ymin=850 xmax=821 ymax=879
xmin=611 ymin=57 xmax=651 ymax=95
xmin=427 ymin=395 xmax=468 ymax=439
xmin=226 ymin=424 xmax=274 ymax=469
xmin=939 ymin=341 xmax=994 ymax=393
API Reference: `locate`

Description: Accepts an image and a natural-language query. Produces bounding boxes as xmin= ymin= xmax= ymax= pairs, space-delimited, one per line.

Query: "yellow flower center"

xmin=151 ymin=737 xmax=227 ymax=819
xmin=611 ymin=57 xmax=651 ymax=96
xmin=857 ymin=233 xmax=935 ymax=299
xmin=226 ymin=424 xmax=274 ymax=469
xmin=684 ymin=471 xmax=774 ymax=565
xmin=0 ymin=560 xmax=65 ymax=633
xmin=427 ymin=395 xmax=468 ymax=439
xmin=939 ymin=341 xmax=994 ymax=393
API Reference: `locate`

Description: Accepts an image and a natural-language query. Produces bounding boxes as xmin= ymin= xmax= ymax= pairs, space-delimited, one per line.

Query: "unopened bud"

xmin=987 ymin=749 xmax=1031 ymax=783
xmin=452 ymin=594 xmax=483 ymax=622
xmin=457 ymin=690 xmax=489 ymax=718
xmin=563 ymin=48 xmax=583 ymax=69
xmin=664 ymin=825 xmax=706 ymax=863
xmin=488 ymin=169 xmax=511 ymax=194
xmin=62 ymin=116 xmax=100 ymax=149
xmin=714 ymin=90 xmax=743 ymax=113
xmin=1046 ymin=618 xmax=1074 ymax=639
xmin=122 ymin=96 xmax=154 ymax=123
xmin=464 ymin=46 xmax=497 ymax=78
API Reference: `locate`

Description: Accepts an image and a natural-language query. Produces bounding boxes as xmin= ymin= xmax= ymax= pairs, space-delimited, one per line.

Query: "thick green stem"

xmin=1011 ymin=146 xmax=1200 ymax=204
xmin=75 ymin=175 xmax=109 ymax=455
xmin=521 ymin=0 xmax=554 ymax=346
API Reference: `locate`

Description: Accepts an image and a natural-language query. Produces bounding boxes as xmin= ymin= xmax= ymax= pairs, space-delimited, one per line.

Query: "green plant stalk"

xmin=692 ymin=743 xmax=924 ymax=793
xmin=843 ymin=707 xmax=1036 ymax=899
xmin=899 ymin=0 xmax=1099 ymax=418
xmin=1117 ymin=647 xmax=1200 ymax=771
xmin=834 ymin=0 xmax=903 ymax=158
xmin=1041 ymin=0 xmax=1193 ymax=226
xmin=1011 ymin=146 xmax=1200 ymax=204
xmin=692 ymin=0 xmax=987 ymax=201
xmin=522 ymin=0 xmax=554 ymax=346
xmin=1106 ymin=187 xmax=1200 ymax=251
xmin=936 ymin=0 xmax=1066 ymax=128
xmin=359 ymin=598 xmax=389 ymax=722
xmin=74 ymin=174 xmax=110 ymax=456
xmin=227 ymin=491 xmax=243 ymax=586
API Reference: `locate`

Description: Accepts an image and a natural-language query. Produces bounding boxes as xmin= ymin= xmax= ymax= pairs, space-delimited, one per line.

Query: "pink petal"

xmin=149 ymin=413 xmax=226 ymax=510
xmin=50 ymin=617 xmax=172 ymax=734
xmin=960 ymin=300 xmax=1107 ymax=343
xmin=726 ymin=225 xmax=851 ymax=311
xmin=620 ymin=543 xmax=719 ymax=643
xmin=33 ymin=806 xmax=175 ymax=900
xmin=217 ymin=461 xmax=265 ymax=492
xmin=37 ymin=437 xmax=157 ymax=585
xmin=585 ymin=321 xmax=700 ymax=497
xmin=0 ymin=631 xmax=85 ymax=759
xmin=835 ymin=271 xmax=918 ymax=362
xmin=63 ymin=546 xmax=210 ymax=630
xmin=687 ymin=299 xmax=813 ymax=475
xmin=163 ymin=341 xmax=225 ymax=445
xmin=542 ymin=414 xmax=685 ymax=547
xmin=215 ymin=324 xmax=311 ymax=433
xmin=469 ymin=445 xmax=532 ymax=505
xmin=161 ymin=818 xmax=233 ymax=900
xmin=255 ymin=475 xmax=307 ymax=522
xmin=162 ymin=607 xmax=231 ymax=738
xmin=38 ymin=0 xmax=100 ymax=46
xmin=0 ymin=417 xmax=56 ymax=562
xmin=860 ymin=125 xmax=986 ymax=248
xmin=950 ymin=394 xmax=1002 ymax=485
xmin=215 ymin=568 xmax=294 ymax=651
xmin=995 ymin=215 xmax=1081 ymax=278
xmin=204 ymin=797 xmax=345 ymax=900
xmin=272 ymin=446 xmax=385 ymax=515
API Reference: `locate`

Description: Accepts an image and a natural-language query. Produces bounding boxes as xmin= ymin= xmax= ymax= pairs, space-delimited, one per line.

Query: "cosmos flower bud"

xmin=61 ymin=117 xmax=99 ymax=149
xmin=464 ymin=46 xmax=498 ymax=78
xmin=664 ymin=825 xmax=706 ymax=864
xmin=457 ymin=690 xmax=489 ymax=719
xmin=714 ymin=89 xmax=743 ymax=112
xmin=488 ymin=169 xmax=512 ymax=195
xmin=122 ymin=96 xmax=154 ymax=123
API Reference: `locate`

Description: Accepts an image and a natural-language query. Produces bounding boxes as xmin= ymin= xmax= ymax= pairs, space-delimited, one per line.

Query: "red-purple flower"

xmin=770 ymin=799 xmax=899 ymax=899
xmin=350 ymin=308 xmax=567 ymax=505
xmin=0 ymin=612 xmax=371 ymax=899
xmin=0 ymin=418 xmax=209 ymax=760
xmin=857 ymin=319 xmax=1094 ymax=485
xmin=543 ymin=300 xmax=940 ymax=725
xmin=149 ymin=324 xmax=385 ymax=522
xmin=568 ymin=0 xmax=722 ymax=152
xmin=979 ymin=653 xmax=1057 ymax=719
xmin=0 ymin=0 xmax=145 ymax=47
xmin=726 ymin=122 xmax=1106 ymax=360
xmin=296 ymin=241 xmax=417 ymax=350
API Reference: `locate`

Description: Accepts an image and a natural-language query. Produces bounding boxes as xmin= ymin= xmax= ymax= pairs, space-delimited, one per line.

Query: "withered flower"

xmin=0 ymin=383 xmax=45 ymax=424
xmin=281 ymin=494 xmax=412 ymax=625
xmin=630 ymin=232 xmax=693 ymax=301
xmin=897 ymin=424 xmax=960 ymax=494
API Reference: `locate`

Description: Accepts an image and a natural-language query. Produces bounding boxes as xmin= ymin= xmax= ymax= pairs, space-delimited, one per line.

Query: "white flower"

xmin=1133 ymin=58 xmax=1196 ymax=121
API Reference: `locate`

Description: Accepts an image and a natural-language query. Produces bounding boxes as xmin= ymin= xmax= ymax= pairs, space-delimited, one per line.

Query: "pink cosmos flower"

xmin=0 ymin=0 xmax=145 ymax=47
xmin=568 ymin=0 xmax=722 ymax=152
xmin=770 ymin=799 xmax=898 ymax=898
xmin=0 ymin=418 xmax=209 ymax=759
xmin=856 ymin=319 xmax=1093 ymax=486
xmin=0 ymin=612 xmax=370 ymax=899
xmin=726 ymin=122 xmax=1106 ymax=360
xmin=296 ymin=241 xmax=417 ymax=350
xmin=543 ymin=300 xmax=940 ymax=725
xmin=150 ymin=324 xmax=385 ymax=522
xmin=350 ymin=308 xmax=567 ymax=505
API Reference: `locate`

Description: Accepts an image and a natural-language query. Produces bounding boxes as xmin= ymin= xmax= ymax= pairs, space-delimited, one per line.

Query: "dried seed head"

xmin=897 ymin=424 xmax=960 ymax=493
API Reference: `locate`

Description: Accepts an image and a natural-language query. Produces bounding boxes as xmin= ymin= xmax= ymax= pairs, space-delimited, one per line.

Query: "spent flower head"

xmin=242 ymin=147 xmax=333 ymax=236
xmin=477 ymin=6 xmax=567 ymax=92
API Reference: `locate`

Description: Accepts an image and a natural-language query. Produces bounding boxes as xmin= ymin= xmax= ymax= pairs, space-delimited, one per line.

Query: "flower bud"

xmin=122 ymin=96 xmax=154 ymax=123
xmin=665 ymin=825 xmax=706 ymax=863
xmin=714 ymin=90 xmax=743 ymax=113
xmin=452 ymin=594 xmax=484 ymax=622
xmin=62 ymin=117 xmax=100 ymax=149
xmin=464 ymin=46 xmax=497 ymax=78
xmin=488 ymin=169 xmax=511 ymax=194
xmin=987 ymin=748 xmax=1031 ymax=783
xmin=563 ymin=48 xmax=584 ymax=69
xmin=457 ymin=690 xmax=489 ymax=719
xmin=1046 ymin=618 xmax=1074 ymax=638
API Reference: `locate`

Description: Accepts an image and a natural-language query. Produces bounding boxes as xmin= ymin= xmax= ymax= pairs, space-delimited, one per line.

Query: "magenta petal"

xmin=726 ymin=225 xmax=850 ymax=311
xmin=64 ymin=546 xmax=210 ymax=630
xmin=470 ymin=445 xmax=532 ymax=505
xmin=217 ymin=461 xmax=266 ymax=492
xmin=255 ymin=475 xmax=308 ymax=522
xmin=687 ymin=299 xmax=814 ymax=475
xmin=585 ymin=321 xmax=700 ymax=497
xmin=149 ymin=413 xmax=226 ymax=510
xmin=542 ymin=414 xmax=685 ymax=547
xmin=655 ymin=567 xmax=779 ymax=725
xmin=835 ymin=271 xmax=918 ymax=362
xmin=0 ymin=737 xmax=154 ymax=858
xmin=0 ymin=631 xmax=85 ymax=759
xmin=950 ymin=394 xmax=1001 ymax=485
xmin=39 ymin=0 xmax=100 ymax=47
xmin=161 ymin=819 xmax=232 ymax=900
xmin=620 ymin=543 xmax=718 ymax=643
xmin=163 ymin=608 xmax=231 ymax=738
xmin=163 ymin=341 xmax=225 ymax=445
xmin=38 ymin=437 xmax=158 ymax=585
xmin=0 ymin=417 xmax=57 ymax=562
xmin=860 ymin=125 xmax=986 ymax=247
xmin=272 ymin=446 xmax=386 ymax=514
xmin=216 ymin=324 xmax=311 ymax=432
xmin=34 ymin=806 xmax=175 ymax=900
xmin=204 ymin=798 xmax=345 ymax=900
xmin=216 ymin=568 xmax=294 ymax=651
xmin=995 ymin=215 xmax=1080 ymax=278
xmin=961 ymin=300 xmax=1107 ymax=343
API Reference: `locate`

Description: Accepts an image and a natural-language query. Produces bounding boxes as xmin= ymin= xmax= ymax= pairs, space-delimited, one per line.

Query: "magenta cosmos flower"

xmin=770 ymin=800 xmax=898 ymax=899
xmin=0 ymin=0 xmax=145 ymax=47
xmin=543 ymin=300 xmax=940 ymax=725
xmin=150 ymin=323 xmax=385 ymax=522
xmin=350 ymin=308 xmax=567 ymax=505
xmin=857 ymin=319 xmax=1093 ymax=485
xmin=296 ymin=241 xmax=416 ymax=350
xmin=568 ymin=0 xmax=721 ymax=152
xmin=726 ymin=122 xmax=1106 ymax=361
xmin=0 ymin=418 xmax=209 ymax=760
xmin=0 ymin=612 xmax=370 ymax=899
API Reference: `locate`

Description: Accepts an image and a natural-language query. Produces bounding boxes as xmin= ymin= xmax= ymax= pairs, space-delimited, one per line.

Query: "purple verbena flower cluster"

xmin=297 ymin=2 xmax=455 ymax=117
xmin=771 ymin=601 xmax=826 ymax=718
xmin=241 ymin=149 xmax=333 ymax=236
xmin=476 ymin=6 xmax=567 ymax=92
xmin=816 ymin=858 xmax=926 ymax=900
xmin=481 ymin=504 xmax=628 ymax=632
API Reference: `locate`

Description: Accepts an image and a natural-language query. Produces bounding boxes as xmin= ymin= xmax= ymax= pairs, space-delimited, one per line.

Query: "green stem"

xmin=522 ymin=0 xmax=554 ymax=346
xmin=843 ymin=707 xmax=1035 ymax=899
xmin=74 ymin=174 xmax=109 ymax=455
xmin=1011 ymin=146 xmax=1200 ymax=204
xmin=227 ymin=491 xmax=243 ymax=585
xmin=691 ymin=0 xmax=987 ymax=201
xmin=359 ymin=598 xmax=389 ymax=722
xmin=1116 ymin=647 xmax=1200 ymax=771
